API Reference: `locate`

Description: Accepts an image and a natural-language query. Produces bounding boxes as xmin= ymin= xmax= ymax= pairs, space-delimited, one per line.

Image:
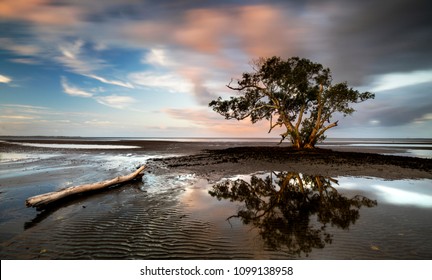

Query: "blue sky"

xmin=0 ymin=0 xmax=431 ymax=138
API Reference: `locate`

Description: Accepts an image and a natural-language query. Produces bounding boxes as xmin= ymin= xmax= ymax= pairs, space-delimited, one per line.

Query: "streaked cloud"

xmin=86 ymin=74 xmax=134 ymax=89
xmin=56 ymin=40 xmax=105 ymax=74
xmin=414 ymin=113 xmax=432 ymax=124
xmin=8 ymin=58 xmax=39 ymax=65
xmin=60 ymin=77 xmax=137 ymax=110
xmin=95 ymin=95 xmax=136 ymax=109
xmin=56 ymin=40 xmax=134 ymax=89
xmin=370 ymin=70 xmax=432 ymax=92
xmin=0 ymin=115 xmax=34 ymax=120
xmin=0 ymin=74 xmax=12 ymax=84
xmin=61 ymin=77 xmax=93 ymax=98
xmin=1 ymin=103 xmax=49 ymax=111
xmin=0 ymin=38 xmax=40 ymax=56
xmin=129 ymin=71 xmax=193 ymax=93
xmin=84 ymin=119 xmax=114 ymax=126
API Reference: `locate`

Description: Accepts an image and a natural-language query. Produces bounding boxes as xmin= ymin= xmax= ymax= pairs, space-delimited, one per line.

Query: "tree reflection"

xmin=209 ymin=172 xmax=377 ymax=256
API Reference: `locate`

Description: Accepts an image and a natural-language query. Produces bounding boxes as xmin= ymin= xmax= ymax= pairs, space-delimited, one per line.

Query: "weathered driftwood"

xmin=26 ymin=165 xmax=146 ymax=208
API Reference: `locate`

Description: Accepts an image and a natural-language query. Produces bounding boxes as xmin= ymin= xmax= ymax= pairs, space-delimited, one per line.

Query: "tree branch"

xmin=316 ymin=120 xmax=338 ymax=138
xmin=295 ymin=104 xmax=306 ymax=130
xmin=226 ymin=79 xmax=266 ymax=91
xmin=268 ymin=114 xmax=283 ymax=133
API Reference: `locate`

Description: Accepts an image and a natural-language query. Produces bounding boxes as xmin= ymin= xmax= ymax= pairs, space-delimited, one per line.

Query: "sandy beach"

xmin=1 ymin=138 xmax=431 ymax=259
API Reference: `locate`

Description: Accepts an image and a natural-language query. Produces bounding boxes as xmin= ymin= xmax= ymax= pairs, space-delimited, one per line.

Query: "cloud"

xmin=142 ymin=48 xmax=171 ymax=67
xmin=3 ymin=0 xmax=431 ymax=87
xmin=85 ymin=74 xmax=134 ymax=89
xmin=348 ymin=82 xmax=432 ymax=128
xmin=0 ymin=0 xmax=83 ymax=26
xmin=121 ymin=4 xmax=309 ymax=106
xmin=84 ymin=119 xmax=113 ymax=126
xmin=61 ymin=77 xmax=93 ymax=97
xmin=0 ymin=38 xmax=40 ymax=56
xmin=172 ymin=8 xmax=229 ymax=54
xmin=1 ymin=103 xmax=49 ymax=110
xmin=8 ymin=58 xmax=39 ymax=65
xmin=95 ymin=95 xmax=136 ymax=109
xmin=56 ymin=40 xmax=105 ymax=74
xmin=369 ymin=70 xmax=432 ymax=92
xmin=61 ymin=77 xmax=137 ymax=109
xmin=129 ymin=71 xmax=193 ymax=93
xmin=414 ymin=113 xmax=432 ymax=124
xmin=0 ymin=74 xmax=12 ymax=84
xmin=123 ymin=4 xmax=305 ymax=58
xmin=233 ymin=4 xmax=306 ymax=58
xmin=56 ymin=40 xmax=135 ymax=89
xmin=313 ymin=0 xmax=432 ymax=85
xmin=0 ymin=115 xmax=34 ymax=120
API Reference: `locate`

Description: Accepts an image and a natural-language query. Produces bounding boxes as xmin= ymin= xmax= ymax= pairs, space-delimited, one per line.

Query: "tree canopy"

xmin=209 ymin=56 xmax=375 ymax=149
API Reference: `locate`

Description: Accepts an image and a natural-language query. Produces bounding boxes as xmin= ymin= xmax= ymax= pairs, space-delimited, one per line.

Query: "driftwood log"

xmin=26 ymin=165 xmax=146 ymax=208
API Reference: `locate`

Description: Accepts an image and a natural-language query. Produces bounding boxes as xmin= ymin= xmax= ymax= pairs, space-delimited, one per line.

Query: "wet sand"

xmin=0 ymin=139 xmax=431 ymax=259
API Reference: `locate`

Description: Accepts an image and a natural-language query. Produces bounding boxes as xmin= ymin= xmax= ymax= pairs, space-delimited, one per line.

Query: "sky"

xmin=0 ymin=0 xmax=431 ymax=138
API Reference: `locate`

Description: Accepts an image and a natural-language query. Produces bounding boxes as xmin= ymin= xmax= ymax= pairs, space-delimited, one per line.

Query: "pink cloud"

xmin=234 ymin=5 xmax=305 ymax=57
xmin=0 ymin=0 xmax=82 ymax=26
xmin=121 ymin=4 xmax=308 ymax=106
xmin=173 ymin=8 xmax=230 ymax=54
xmin=123 ymin=4 xmax=305 ymax=58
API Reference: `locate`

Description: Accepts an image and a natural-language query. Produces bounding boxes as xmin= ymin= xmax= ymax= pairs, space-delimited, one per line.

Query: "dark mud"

xmin=150 ymin=146 xmax=432 ymax=180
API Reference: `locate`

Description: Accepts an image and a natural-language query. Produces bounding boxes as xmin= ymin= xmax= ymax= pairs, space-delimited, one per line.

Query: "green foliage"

xmin=209 ymin=56 xmax=375 ymax=148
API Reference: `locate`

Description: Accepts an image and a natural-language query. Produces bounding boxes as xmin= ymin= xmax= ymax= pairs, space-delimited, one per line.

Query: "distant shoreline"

xmin=1 ymin=135 xmax=432 ymax=142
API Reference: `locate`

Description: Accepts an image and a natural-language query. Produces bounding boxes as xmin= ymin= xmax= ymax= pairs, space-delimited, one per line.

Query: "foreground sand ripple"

xmin=1 ymin=180 xmax=258 ymax=259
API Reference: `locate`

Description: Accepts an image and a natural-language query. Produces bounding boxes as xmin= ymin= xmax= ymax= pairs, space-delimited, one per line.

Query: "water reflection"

xmin=209 ymin=172 xmax=377 ymax=256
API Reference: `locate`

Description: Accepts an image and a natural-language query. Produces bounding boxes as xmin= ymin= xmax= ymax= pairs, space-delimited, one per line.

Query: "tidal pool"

xmin=181 ymin=172 xmax=432 ymax=259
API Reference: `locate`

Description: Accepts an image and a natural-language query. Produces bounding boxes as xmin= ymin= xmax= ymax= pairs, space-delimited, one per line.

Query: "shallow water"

xmin=1 ymin=156 xmax=431 ymax=259
xmin=200 ymin=172 xmax=432 ymax=259
xmin=0 ymin=142 xmax=141 ymax=149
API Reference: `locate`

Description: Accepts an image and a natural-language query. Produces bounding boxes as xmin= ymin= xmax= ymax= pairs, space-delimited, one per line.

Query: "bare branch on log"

xmin=26 ymin=165 xmax=146 ymax=208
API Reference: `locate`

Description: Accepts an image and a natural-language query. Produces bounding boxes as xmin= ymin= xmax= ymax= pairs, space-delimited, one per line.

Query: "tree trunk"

xmin=291 ymin=138 xmax=301 ymax=149
xmin=26 ymin=165 xmax=146 ymax=208
xmin=303 ymin=142 xmax=315 ymax=149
